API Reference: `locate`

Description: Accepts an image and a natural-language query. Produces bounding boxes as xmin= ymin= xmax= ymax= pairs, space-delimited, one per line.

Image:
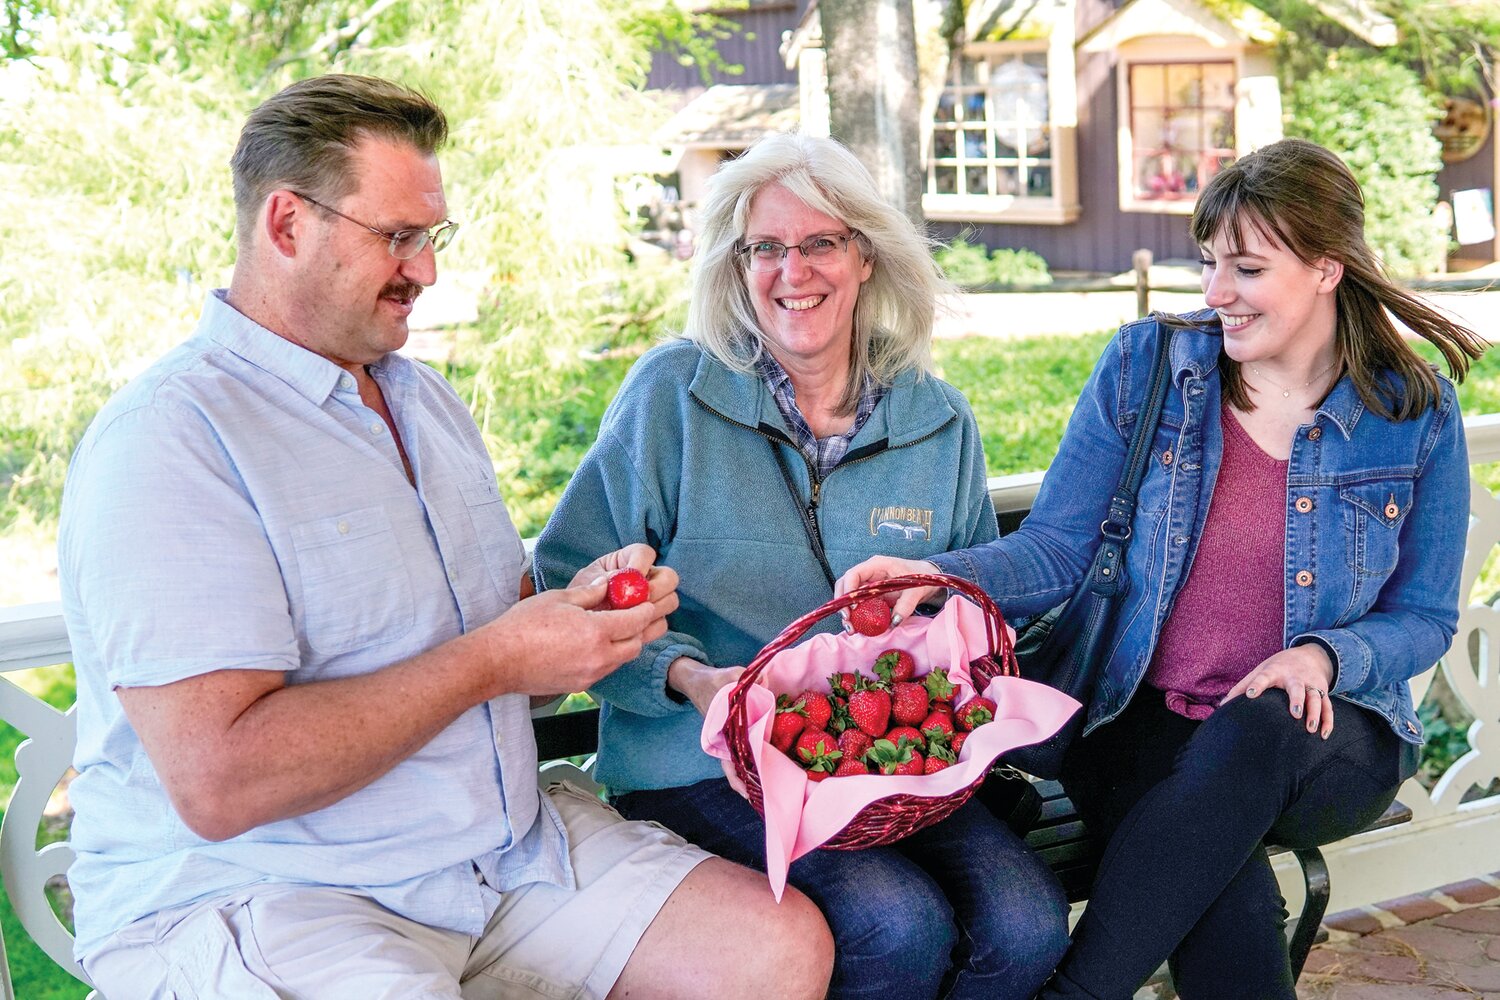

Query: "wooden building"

xmin=645 ymin=0 xmax=1498 ymax=275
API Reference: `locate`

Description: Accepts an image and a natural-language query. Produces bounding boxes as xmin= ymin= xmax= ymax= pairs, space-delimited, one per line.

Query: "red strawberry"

xmin=847 ymin=680 xmax=891 ymax=737
xmin=833 ymin=755 xmax=870 ymax=777
xmin=828 ymin=671 xmax=858 ymax=697
xmin=885 ymin=724 xmax=926 ymax=750
xmin=838 ymin=729 xmax=873 ymax=761
xmin=795 ymin=729 xmax=840 ymax=771
xmin=796 ymin=690 xmax=833 ymax=732
xmin=849 ymin=597 xmax=893 ymax=636
xmin=770 ymin=709 xmax=806 ymax=754
xmin=955 ymin=695 xmax=997 ymax=731
xmin=919 ymin=710 xmax=955 ymax=740
xmin=874 ymin=649 xmax=915 ymax=684
xmin=924 ymin=667 xmax=955 ymax=702
xmin=807 ymin=768 xmax=830 ymax=782
xmin=950 ymin=731 xmax=968 ymax=756
xmin=603 ymin=568 xmax=650 ymax=609
xmin=924 ymin=741 xmax=957 ymax=773
xmin=891 ymin=681 xmax=930 ymax=726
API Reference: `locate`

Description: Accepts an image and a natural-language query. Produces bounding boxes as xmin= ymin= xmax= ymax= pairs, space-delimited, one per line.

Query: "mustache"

xmin=381 ymin=281 xmax=424 ymax=302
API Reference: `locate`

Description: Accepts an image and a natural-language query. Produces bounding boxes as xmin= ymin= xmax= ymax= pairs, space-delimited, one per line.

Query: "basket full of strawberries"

xmin=713 ymin=573 xmax=1061 ymax=857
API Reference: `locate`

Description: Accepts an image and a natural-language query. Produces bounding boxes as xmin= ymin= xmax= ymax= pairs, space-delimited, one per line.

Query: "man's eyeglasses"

xmin=734 ymin=231 xmax=861 ymax=272
xmin=293 ymin=192 xmax=458 ymax=260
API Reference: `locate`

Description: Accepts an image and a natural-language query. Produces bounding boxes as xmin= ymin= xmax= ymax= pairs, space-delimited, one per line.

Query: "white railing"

xmin=3 ymin=413 xmax=1500 ymax=995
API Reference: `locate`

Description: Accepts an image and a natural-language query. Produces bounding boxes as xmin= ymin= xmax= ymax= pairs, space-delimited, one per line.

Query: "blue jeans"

xmin=1041 ymin=690 xmax=1418 ymax=1000
xmin=614 ymin=778 xmax=1068 ymax=1000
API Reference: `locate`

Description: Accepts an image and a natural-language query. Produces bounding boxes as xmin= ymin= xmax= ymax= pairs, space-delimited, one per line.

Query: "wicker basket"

xmin=723 ymin=573 xmax=1018 ymax=850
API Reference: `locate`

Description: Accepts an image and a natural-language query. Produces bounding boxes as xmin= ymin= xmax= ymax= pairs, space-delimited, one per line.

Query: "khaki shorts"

xmin=84 ymin=783 xmax=711 ymax=1000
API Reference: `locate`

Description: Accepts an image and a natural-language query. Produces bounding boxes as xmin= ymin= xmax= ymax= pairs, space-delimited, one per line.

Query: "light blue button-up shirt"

xmin=59 ymin=291 xmax=572 ymax=959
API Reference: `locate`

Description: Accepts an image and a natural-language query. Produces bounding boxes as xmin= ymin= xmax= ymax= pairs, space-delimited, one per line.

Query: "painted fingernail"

xmin=890 ymin=614 xmax=904 ymax=628
xmin=1308 ymin=722 xmax=1316 ymax=733
xmin=1292 ymin=706 xmax=1302 ymax=717
xmin=1246 ymin=687 xmax=1257 ymax=696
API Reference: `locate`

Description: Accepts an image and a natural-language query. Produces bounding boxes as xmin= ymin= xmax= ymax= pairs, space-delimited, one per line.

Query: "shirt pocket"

xmin=459 ymin=477 xmax=523 ymax=605
xmin=290 ymin=507 xmax=415 ymax=655
xmin=1340 ymin=479 xmax=1414 ymax=576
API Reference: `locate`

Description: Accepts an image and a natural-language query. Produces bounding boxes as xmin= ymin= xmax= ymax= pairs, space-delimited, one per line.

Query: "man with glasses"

xmin=58 ymin=74 xmax=832 ymax=999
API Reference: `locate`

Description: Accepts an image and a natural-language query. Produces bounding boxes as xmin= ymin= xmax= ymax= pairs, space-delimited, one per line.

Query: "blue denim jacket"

xmin=934 ymin=311 xmax=1469 ymax=744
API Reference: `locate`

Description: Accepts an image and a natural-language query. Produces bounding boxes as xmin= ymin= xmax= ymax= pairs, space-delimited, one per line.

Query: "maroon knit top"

xmin=1145 ymin=405 xmax=1289 ymax=720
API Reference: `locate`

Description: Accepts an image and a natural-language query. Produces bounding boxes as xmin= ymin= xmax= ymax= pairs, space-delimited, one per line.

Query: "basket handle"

xmin=724 ymin=573 xmax=1016 ymax=808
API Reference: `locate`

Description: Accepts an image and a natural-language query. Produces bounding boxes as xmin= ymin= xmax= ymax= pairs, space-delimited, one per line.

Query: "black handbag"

xmin=1003 ymin=327 xmax=1175 ymax=780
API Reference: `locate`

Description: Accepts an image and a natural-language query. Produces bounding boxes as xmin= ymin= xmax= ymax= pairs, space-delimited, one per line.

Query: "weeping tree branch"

xmin=259 ymin=0 xmax=403 ymax=79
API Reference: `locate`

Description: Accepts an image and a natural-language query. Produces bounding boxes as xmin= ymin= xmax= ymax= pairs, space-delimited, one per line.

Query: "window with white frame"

xmin=1126 ymin=61 xmax=1236 ymax=203
xmin=925 ymin=43 xmax=1077 ymax=223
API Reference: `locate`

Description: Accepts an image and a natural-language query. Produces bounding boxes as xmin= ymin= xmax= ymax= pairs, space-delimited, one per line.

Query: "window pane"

xmin=936 ymin=92 xmax=956 ymax=123
xmin=933 ymin=129 xmax=957 ymax=159
xmin=1137 ymin=152 xmax=1189 ymax=198
xmin=1027 ymin=166 xmax=1052 ymax=197
xmin=965 ymin=165 xmax=989 ymax=195
xmin=1133 ymin=109 xmax=1170 ymax=151
xmin=993 ymin=167 xmax=1018 ymax=196
xmin=1131 ymin=64 xmax=1166 ymax=108
xmin=933 ymin=165 xmax=958 ymax=194
xmin=1205 ymin=109 xmax=1234 ymax=150
xmin=963 ymin=90 xmax=987 ymax=121
xmin=1203 ymin=64 xmax=1236 ymax=107
xmin=963 ymin=128 xmax=987 ymax=159
xmin=960 ymin=59 xmax=982 ymax=86
xmin=1166 ymin=64 xmax=1202 ymax=106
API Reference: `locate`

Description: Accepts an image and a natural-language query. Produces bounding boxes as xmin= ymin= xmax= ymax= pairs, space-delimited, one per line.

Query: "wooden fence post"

xmin=1133 ymin=248 xmax=1153 ymax=318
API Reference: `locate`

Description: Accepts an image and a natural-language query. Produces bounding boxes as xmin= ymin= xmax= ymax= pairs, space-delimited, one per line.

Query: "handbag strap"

xmin=1087 ymin=327 xmax=1175 ymax=600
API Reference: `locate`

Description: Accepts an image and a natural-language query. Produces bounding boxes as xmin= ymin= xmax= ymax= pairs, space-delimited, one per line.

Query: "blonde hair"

xmin=684 ymin=132 xmax=950 ymax=414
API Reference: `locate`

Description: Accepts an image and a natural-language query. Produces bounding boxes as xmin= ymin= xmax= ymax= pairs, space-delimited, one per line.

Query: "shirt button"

xmin=1296 ymin=570 xmax=1314 ymax=587
xmin=1308 ymin=427 xmax=1323 ymax=441
xmin=337 ymin=520 xmax=349 ymax=534
xmin=371 ymin=422 xmax=384 ymax=435
xmin=1161 ymin=449 xmax=1174 ymax=466
xmin=1174 ymin=536 xmax=1187 ymax=545
xmin=1295 ymin=496 xmax=1314 ymax=513
xmin=340 ymin=375 xmax=355 ymax=391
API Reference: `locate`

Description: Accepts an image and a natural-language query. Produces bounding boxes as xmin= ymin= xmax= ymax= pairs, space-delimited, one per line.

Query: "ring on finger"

xmin=1310 ymin=689 xmax=1324 ymax=699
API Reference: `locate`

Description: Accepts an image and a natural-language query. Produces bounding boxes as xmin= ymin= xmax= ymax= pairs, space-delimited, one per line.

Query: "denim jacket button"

xmin=1295 ymin=496 xmax=1314 ymax=513
xmin=1296 ymin=570 xmax=1314 ymax=587
xmin=1308 ymin=426 xmax=1323 ymax=441
xmin=1161 ymin=449 xmax=1173 ymax=466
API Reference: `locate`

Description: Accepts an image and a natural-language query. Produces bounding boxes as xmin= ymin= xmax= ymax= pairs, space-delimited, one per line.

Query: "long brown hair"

xmin=1188 ymin=137 xmax=1486 ymax=420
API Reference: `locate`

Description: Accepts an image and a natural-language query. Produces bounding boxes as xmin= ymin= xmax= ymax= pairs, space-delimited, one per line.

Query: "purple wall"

xmin=647 ymin=3 xmax=802 ymax=90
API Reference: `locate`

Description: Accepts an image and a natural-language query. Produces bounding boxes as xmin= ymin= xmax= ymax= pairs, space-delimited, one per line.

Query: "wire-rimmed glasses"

xmin=293 ymin=192 xmax=458 ymax=260
xmin=734 ymin=231 xmax=861 ymax=272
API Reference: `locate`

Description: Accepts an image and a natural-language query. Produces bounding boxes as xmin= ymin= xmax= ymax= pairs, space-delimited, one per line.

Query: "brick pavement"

xmin=1298 ymin=872 xmax=1500 ymax=999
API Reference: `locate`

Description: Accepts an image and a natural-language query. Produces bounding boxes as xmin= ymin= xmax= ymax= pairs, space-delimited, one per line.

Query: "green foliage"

xmin=935 ymin=235 xmax=1052 ymax=289
xmin=1416 ymin=699 xmax=1471 ymax=789
xmin=1259 ymin=0 xmax=1498 ymax=99
xmin=1286 ymin=56 xmax=1447 ymax=277
xmin=934 ymin=235 xmax=994 ymax=287
xmin=0 ymin=0 xmax=713 ymax=532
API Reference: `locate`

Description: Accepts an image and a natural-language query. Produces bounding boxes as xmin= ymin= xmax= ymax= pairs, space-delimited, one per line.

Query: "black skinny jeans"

xmin=1039 ymin=689 xmax=1419 ymax=1000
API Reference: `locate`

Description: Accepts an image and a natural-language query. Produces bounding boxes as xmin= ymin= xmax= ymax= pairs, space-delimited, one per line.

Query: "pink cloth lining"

xmin=1145 ymin=405 xmax=1288 ymax=720
xmin=701 ymin=595 xmax=1080 ymax=900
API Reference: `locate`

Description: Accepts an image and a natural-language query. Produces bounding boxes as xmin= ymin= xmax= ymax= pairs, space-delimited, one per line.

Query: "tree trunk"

xmin=819 ymin=0 xmax=925 ymax=228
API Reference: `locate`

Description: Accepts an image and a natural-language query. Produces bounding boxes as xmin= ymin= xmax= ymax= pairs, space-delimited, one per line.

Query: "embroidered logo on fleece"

xmin=869 ymin=505 xmax=933 ymax=540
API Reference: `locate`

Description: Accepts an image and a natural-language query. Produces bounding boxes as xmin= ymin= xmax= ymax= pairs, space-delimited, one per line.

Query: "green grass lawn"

xmin=4 ymin=325 xmax=1499 ymax=995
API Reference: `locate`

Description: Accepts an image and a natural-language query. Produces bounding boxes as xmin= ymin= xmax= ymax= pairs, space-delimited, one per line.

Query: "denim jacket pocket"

xmin=290 ymin=507 xmax=416 ymax=654
xmin=1340 ymin=479 xmax=1414 ymax=576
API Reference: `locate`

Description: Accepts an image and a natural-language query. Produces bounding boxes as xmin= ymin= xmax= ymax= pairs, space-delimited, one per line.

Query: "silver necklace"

xmin=1249 ymin=360 xmax=1338 ymax=399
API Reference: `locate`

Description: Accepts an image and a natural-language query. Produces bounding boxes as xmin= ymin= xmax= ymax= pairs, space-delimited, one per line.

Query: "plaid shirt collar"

xmin=755 ymin=351 xmax=885 ymax=479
